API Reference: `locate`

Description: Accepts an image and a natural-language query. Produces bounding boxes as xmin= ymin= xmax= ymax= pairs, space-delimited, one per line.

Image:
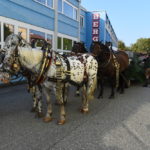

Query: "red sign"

xmin=92 ymin=13 xmax=100 ymax=42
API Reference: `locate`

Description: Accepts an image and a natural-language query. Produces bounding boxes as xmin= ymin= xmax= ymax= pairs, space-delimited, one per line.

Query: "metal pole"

xmin=54 ymin=0 xmax=58 ymax=51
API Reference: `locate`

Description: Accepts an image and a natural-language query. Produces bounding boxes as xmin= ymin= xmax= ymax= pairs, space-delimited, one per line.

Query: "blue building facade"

xmin=0 ymin=0 xmax=118 ymax=52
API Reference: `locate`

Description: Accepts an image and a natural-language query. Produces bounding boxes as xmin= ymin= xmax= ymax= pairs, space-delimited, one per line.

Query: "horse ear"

xmin=18 ymin=32 xmax=22 ymax=37
xmin=18 ymin=32 xmax=22 ymax=42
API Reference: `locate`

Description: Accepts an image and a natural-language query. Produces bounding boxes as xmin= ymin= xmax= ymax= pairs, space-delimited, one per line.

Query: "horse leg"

xmin=81 ymin=76 xmax=97 ymax=113
xmin=29 ymin=86 xmax=38 ymax=112
xmin=63 ymin=83 xmax=69 ymax=105
xmin=75 ymin=85 xmax=80 ymax=96
xmin=80 ymin=84 xmax=89 ymax=113
xmin=143 ymin=74 xmax=149 ymax=87
xmin=119 ymin=73 xmax=125 ymax=94
xmin=56 ymin=82 xmax=66 ymax=125
xmin=35 ymin=85 xmax=43 ymax=118
xmin=109 ymin=77 xmax=115 ymax=99
xmin=43 ymin=86 xmax=53 ymax=123
xmin=98 ymin=78 xmax=104 ymax=99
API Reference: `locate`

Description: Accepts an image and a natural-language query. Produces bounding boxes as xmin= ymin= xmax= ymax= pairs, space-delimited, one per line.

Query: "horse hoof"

xmin=75 ymin=93 xmax=80 ymax=97
xmin=80 ymin=108 xmax=89 ymax=114
xmin=97 ymin=95 xmax=103 ymax=99
xmin=36 ymin=112 xmax=44 ymax=118
xmin=30 ymin=107 xmax=36 ymax=113
xmin=43 ymin=117 xmax=53 ymax=123
xmin=57 ymin=120 xmax=66 ymax=125
xmin=109 ymin=95 xmax=114 ymax=99
xmin=120 ymin=91 xmax=124 ymax=94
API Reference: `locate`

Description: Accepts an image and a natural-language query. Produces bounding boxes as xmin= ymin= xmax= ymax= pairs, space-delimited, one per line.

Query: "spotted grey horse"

xmin=0 ymin=33 xmax=98 ymax=125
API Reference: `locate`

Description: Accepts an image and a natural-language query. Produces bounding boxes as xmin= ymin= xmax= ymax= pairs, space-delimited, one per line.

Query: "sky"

xmin=81 ymin=0 xmax=150 ymax=46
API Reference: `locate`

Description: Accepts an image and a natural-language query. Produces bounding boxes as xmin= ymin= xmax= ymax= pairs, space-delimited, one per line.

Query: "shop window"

xmin=63 ymin=38 xmax=72 ymax=50
xmin=57 ymin=37 xmax=62 ymax=49
xmin=18 ymin=27 xmax=27 ymax=40
xmin=47 ymin=34 xmax=53 ymax=47
xmin=30 ymin=29 xmax=45 ymax=48
xmin=58 ymin=0 xmax=62 ymax=12
xmin=4 ymin=23 xmax=14 ymax=41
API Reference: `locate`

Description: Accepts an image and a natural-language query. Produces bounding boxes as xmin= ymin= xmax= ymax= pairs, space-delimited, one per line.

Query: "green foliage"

xmin=131 ymin=38 xmax=150 ymax=53
xmin=118 ymin=40 xmax=126 ymax=50
xmin=126 ymin=54 xmax=145 ymax=83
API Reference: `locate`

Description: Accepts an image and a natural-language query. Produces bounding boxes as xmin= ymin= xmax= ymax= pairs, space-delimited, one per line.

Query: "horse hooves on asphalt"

xmin=120 ymin=91 xmax=124 ymax=94
xmin=43 ymin=117 xmax=53 ymax=123
xmin=30 ymin=107 xmax=37 ymax=113
xmin=35 ymin=112 xmax=44 ymax=118
xmin=80 ymin=108 xmax=89 ymax=114
xmin=109 ymin=95 xmax=115 ymax=99
xmin=57 ymin=120 xmax=66 ymax=125
xmin=97 ymin=95 xmax=103 ymax=99
xmin=75 ymin=93 xmax=80 ymax=97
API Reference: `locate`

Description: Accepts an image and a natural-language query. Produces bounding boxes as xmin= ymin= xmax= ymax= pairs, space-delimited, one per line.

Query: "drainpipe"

xmin=104 ymin=10 xmax=107 ymax=44
xmin=78 ymin=1 xmax=81 ymax=42
xmin=54 ymin=0 xmax=58 ymax=51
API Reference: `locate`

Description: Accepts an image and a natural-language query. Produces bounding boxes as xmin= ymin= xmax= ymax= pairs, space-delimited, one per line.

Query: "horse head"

xmin=2 ymin=33 xmax=23 ymax=74
xmin=90 ymin=41 xmax=102 ymax=56
xmin=72 ymin=42 xmax=87 ymax=53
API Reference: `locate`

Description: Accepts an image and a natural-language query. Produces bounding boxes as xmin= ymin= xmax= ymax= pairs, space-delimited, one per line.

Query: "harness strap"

xmin=36 ymin=49 xmax=52 ymax=84
xmin=113 ymin=54 xmax=120 ymax=88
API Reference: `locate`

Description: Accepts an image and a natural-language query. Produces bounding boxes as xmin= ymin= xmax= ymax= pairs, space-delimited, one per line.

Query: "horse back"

xmin=115 ymin=51 xmax=129 ymax=71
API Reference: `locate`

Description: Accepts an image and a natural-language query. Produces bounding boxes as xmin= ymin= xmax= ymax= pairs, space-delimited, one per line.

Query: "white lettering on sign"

xmin=92 ymin=36 xmax=99 ymax=42
xmin=93 ymin=13 xmax=100 ymax=20
xmin=93 ymin=21 xmax=99 ymax=28
xmin=92 ymin=28 xmax=99 ymax=35
xmin=92 ymin=13 xmax=100 ymax=42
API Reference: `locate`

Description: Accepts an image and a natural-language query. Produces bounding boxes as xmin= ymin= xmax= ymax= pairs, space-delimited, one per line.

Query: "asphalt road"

xmin=0 ymin=84 xmax=150 ymax=150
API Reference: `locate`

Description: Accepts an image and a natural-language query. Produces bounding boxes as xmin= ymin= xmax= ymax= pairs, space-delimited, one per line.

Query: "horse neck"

xmin=18 ymin=47 xmax=43 ymax=73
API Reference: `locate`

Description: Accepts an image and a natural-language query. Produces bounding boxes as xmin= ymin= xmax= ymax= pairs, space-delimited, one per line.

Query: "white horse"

xmin=1 ymin=34 xmax=98 ymax=125
xmin=0 ymin=46 xmax=44 ymax=118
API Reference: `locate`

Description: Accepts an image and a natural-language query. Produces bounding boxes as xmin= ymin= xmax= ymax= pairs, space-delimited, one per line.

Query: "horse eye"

xmin=11 ymin=43 xmax=15 ymax=46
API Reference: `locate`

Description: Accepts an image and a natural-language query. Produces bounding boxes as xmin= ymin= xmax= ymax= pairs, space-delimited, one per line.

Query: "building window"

xmin=58 ymin=0 xmax=62 ymax=12
xmin=47 ymin=0 xmax=53 ymax=8
xmin=63 ymin=1 xmax=78 ymax=20
xmin=74 ymin=8 xmax=78 ymax=20
xmin=80 ymin=15 xmax=84 ymax=28
xmin=63 ymin=38 xmax=72 ymax=50
xmin=4 ymin=23 xmax=14 ymax=41
xmin=34 ymin=0 xmax=53 ymax=8
xmin=64 ymin=2 xmax=73 ymax=19
xmin=18 ymin=27 xmax=27 ymax=40
xmin=57 ymin=37 xmax=62 ymax=49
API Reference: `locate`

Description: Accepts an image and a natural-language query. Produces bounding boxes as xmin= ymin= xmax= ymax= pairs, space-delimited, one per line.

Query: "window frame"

xmin=59 ymin=0 xmax=78 ymax=21
xmin=80 ymin=15 xmax=84 ymax=28
xmin=34 ymin=0 xmax=54 ymax=9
